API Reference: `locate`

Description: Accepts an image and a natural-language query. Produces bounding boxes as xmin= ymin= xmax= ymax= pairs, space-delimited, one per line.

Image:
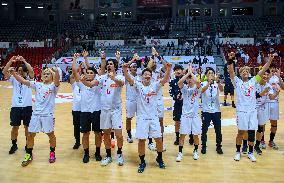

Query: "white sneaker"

xmin=193 ymin=150 xmax=199 ymax=160
xmin=116 ymin=154 xmax=124 ymax=166
xmin=260 ymin=141 xmax=266 ymax=149
xmin=127 ymin=137 xmax=133 ymax=143
xmin=248 ymin=152 xmax=256 ymax=162
xmin=163 ymin=144 xmax=166 ymax=152
xmin=234 ymin=152 xmax=241 ymax=161
xmin=101 ymin=157 xmax=112 ymax=166
xmin=176 ymin=152 xmax=183 ymax=162
xmin=148 ymin=143 xmax=156 ymax=151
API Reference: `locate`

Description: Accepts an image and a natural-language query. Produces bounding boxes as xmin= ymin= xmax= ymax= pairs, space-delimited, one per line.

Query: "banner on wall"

xmin=18 ymin=41 xmax=45 ymax=48
xmin=0 ymin=42 xmax=10 ymax=48
xmin=95 ymin=40 xmax=124 ymax=47
xmin=55 ymin=56 xmax=214 ymax=65
xmin=145 ymin=39 xmax=178 ymax=46
xmin=219 ymin=38 xmax=254 ymax=45
xmin=137 ymin=0 xmax=171 ymax=6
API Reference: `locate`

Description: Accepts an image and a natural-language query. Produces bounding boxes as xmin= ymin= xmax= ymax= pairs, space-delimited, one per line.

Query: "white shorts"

xmin=236 ymin=110 xmax=257 ymax=130
xmin=157 ymin=99 xmax=164 ymax=118
xmin=180 ymin=115 xmax=202 ymax=135
xmin=126 ymin=99 xmax=137 ymax=118
xmin=257 ymin=103 xmax=269 ymax=126
xmin=100 ymin=107 xmax=123 ymax=130
xmin=28 ymin=114 xmax=55 ymax=133
xmin=269 ymin=102 xmax=279 ymax=121
xmin=135 ymin=116 xmax=162 ymax=139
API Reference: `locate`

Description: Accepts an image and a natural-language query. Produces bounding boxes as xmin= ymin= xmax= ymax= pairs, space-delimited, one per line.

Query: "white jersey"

xmin=9 ymin=76 xmax=32 ymax=107
xmin=232 ymin=76 xmax=257 ymax=112
xmin=268 ymin=75 xmax=280 ymax=102
xmin=30 ymin=81 xmax=59 ymax=115
xmin=181 ymin=84 xmax=201 ymax=117
xmin=201 ymin=81 xmax=220 ymax=113
xmin=77 ymin=81 xmax=101 ymax=112
xmin=72 ymin=82 xmax=81 ymax=111
xmin=152 ymin=67 xmax=164 ymax=99
xmin=126 ymin=73 xmax=140 ymax=101
xmin=256 ymin=82 xmax=273 ymax=107
xmin=99 ymin=74 xmax=124 ymax=110
xmin=135 ymin=81 xmax=161 ymax=119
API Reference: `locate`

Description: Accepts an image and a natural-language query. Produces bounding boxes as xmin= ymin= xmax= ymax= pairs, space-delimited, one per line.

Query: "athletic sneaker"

xmin=94 ymin=153 xmax=102 ymax=161
xmin=216 ymin=146 xmax=224 ymax=154
xmin=232 ymin=102 xmax=236 ymax=108
xmin=148 ymin=143 xmax=156 ymax=151
xmin=127 ymin=137 xmax=133 ymax=143
xmin=21 ymin=153 xmax=33 ymax=167
xmin=176 ymin=152 xmax=183 ymax=162
xmin=254 ymin=146 xmax=262 ymax=155
xmin=201 ymin=146 xmax=206 ymax=154
xmin=193 ymin=150 xmax=199 ymax=160
xmin=223 ymin=102 xmax=228 ymax=106
xmin=111 ymin=139 xmax=116 ymax=148
xmin=163 ymin=144 xmax=166 ymax=152
xmin=268 ymin=141 xmax=279 ymax=150
xmin=116 ymin=154 xmax=124 ymax=166
xmin=174 ymin=139 xmax=179 ymax=145
xmin=138 ymin=162 xmax=146 ymax=173
xmin=156 ymin=158 xmax=166 ymax=169
xmin=101 ymin=157 xmax=112 ymax=166
xmin=49 ymin=152 xmax=56 ymax=163
xmin=73 ymin=143 xmax=81 ymax=149
xmin=234 ymin=152 xmax=241 ymax=161
xmin=248 ymin=152 xmax=256 ymax=162
xmin=242 ymin=145 xmax=248 ymax=154
xmin=83 ymin=154 xmax=89 ymax=163
xmin=9 ymin=144 xmax=18 ymax=154
xmin=260 ymin=141 xmax=266 ymax=149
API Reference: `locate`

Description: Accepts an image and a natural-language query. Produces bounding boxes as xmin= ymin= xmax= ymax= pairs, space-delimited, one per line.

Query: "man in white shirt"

xmin=175 ymin=64 xmax=202 ymax=162
xmin=3 ymin=56 xmax=34 ymax=155
xmin=122 ymin=62 xmax=171 ymax=173
xmin=200 ymin=67 xmax=224 ymax=155
xmin=72 ymin=55 xmax=103 ymax=163
xmin=11 ymin=66 xmax=60 ymax=167
xmin=265 ymin=64 xmax=284 ymax=149
xmin=227 ymin=52 xmax=273 ymax=162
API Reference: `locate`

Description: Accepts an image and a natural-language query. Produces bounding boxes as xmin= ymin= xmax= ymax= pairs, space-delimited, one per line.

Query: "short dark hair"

xmin=142 ymin=68 xmax=152 ymax=76
xmin=16 ymin=64 xmax=28 ymax=73
xmin=173 ymin=64 xmax=183 ymax=71
xmin=265 ymin=69 xmax=270 ymax=74
xmin=205 ymin=67 xmax=215 ymax=75
xmin=270 ymin=63 xmax=276 ymax=69
xmin=87 ymin=66 xmax=98 ymax=74
xmin=105 ymin=59 xmax=118 ymax=71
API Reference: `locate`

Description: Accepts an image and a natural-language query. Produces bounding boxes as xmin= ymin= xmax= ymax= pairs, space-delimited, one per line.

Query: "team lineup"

xmin=3 ymin=48 xmax=283 ymax=173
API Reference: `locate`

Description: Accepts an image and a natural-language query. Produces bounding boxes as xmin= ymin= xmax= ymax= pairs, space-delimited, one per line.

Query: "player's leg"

xmin=212 ymin=112 xmax=223 ymax=154
xmin=9 ymin=107 xmax=21 ymax=154
xmin=201 ymin=112 xmax=211 ymax=154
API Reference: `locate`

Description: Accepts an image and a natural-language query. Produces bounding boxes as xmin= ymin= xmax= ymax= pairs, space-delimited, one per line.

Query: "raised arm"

xmin=72 ymin=55 xmax=80 ymax=82
xmin=160 ymin=63 xmax=172 ymax=86
xmin=3 ymin=56 xmax=17 ymax=79
xmin=20 ymin=56 xmax=34 ymax=79
xmin=52 ymin=67 xmax=60 ymax=87
xmin=275 ymin=69 xmax=284 ymax=90
xmin=80 ymin=75 xmax=99 ymax=88
xmin=115 ymin=51 xmax=121 ymax=64
xmin=258 ymin=54 xmax=274 ymax=77
xmin=269 ymin=86 xmax=280 ymax=100
xmin=216 ymin=74 xmax=224 ymax=92
xmin=99 ymin=51 xmax=107 ymax=75
xmin=122 ymin=63 xmax=135 ymax=85
xmin=227 ymin=52 xmax=236 ymax=80
xmin=11 ymin=68 xmax=30 ymax=86
xmin=82 ymin=50 xmax=91 ymax=68
xmin=109 ymin=71 xmax=124 ymax=87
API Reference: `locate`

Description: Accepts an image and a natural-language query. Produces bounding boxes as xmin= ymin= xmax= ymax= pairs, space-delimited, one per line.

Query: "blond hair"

xmin=239 ymin=66 xmax=250 ymax=76
xmin=147 ymin=58 xmax=155 ymax=70
xmin=41 ymin=68 xmax=55 ymax=81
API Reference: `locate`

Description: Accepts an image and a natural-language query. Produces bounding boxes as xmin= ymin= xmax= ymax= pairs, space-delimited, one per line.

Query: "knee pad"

xmin=248 ymin=130 xmax=255 ymax=142
xmin=257 ymin=126 xmax=264 ymax=133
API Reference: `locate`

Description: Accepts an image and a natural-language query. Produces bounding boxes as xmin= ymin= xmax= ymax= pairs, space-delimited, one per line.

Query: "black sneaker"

xmin=201 ymin=146 xmax=206 ymax=154
xmin=223 ymin=102 xmax=228 ymax=106
xmin=73 ymin=143 xmax=81 ymax=149
xmin=83 ymin=154 xmax=90 ymax=163
xmin=25 ymin=145 xmax=28 ymax=152
xmin=232 ymin=102 xmax=236 ymax=108
xmin=138 ymin=162 xmax=146 ymax=173
xmin=156 ymin=158 xmax=166 ymax=169
xmin=9 ymin=144 xmax=18 ymax=154
xmin=216 ymin=146 xmax=224 ymax=154
xmin=254 ymin=146 xmax=262 ymax=155
xmin=174 ymin=139 xmax=179 ymax=145
xmin=242 ymin=145 xmax=248 ymax=154
xmin=94 ymin=153 xmax=102 ymax=161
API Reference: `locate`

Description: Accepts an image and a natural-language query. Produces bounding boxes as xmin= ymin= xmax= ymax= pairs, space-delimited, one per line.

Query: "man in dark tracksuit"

xmin=223 ymin=63 xmax=236 ymax=108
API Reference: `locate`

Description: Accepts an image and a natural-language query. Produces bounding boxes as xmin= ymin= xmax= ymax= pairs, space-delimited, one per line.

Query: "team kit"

xmin=3 ymin=49 xmax=283 ymax=173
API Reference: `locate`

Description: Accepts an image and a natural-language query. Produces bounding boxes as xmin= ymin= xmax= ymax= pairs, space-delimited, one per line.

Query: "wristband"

xmin=157 ymin=55 xmax=162 ymax=60
xmin=255 ymin=74 xmax=262 ymax=82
